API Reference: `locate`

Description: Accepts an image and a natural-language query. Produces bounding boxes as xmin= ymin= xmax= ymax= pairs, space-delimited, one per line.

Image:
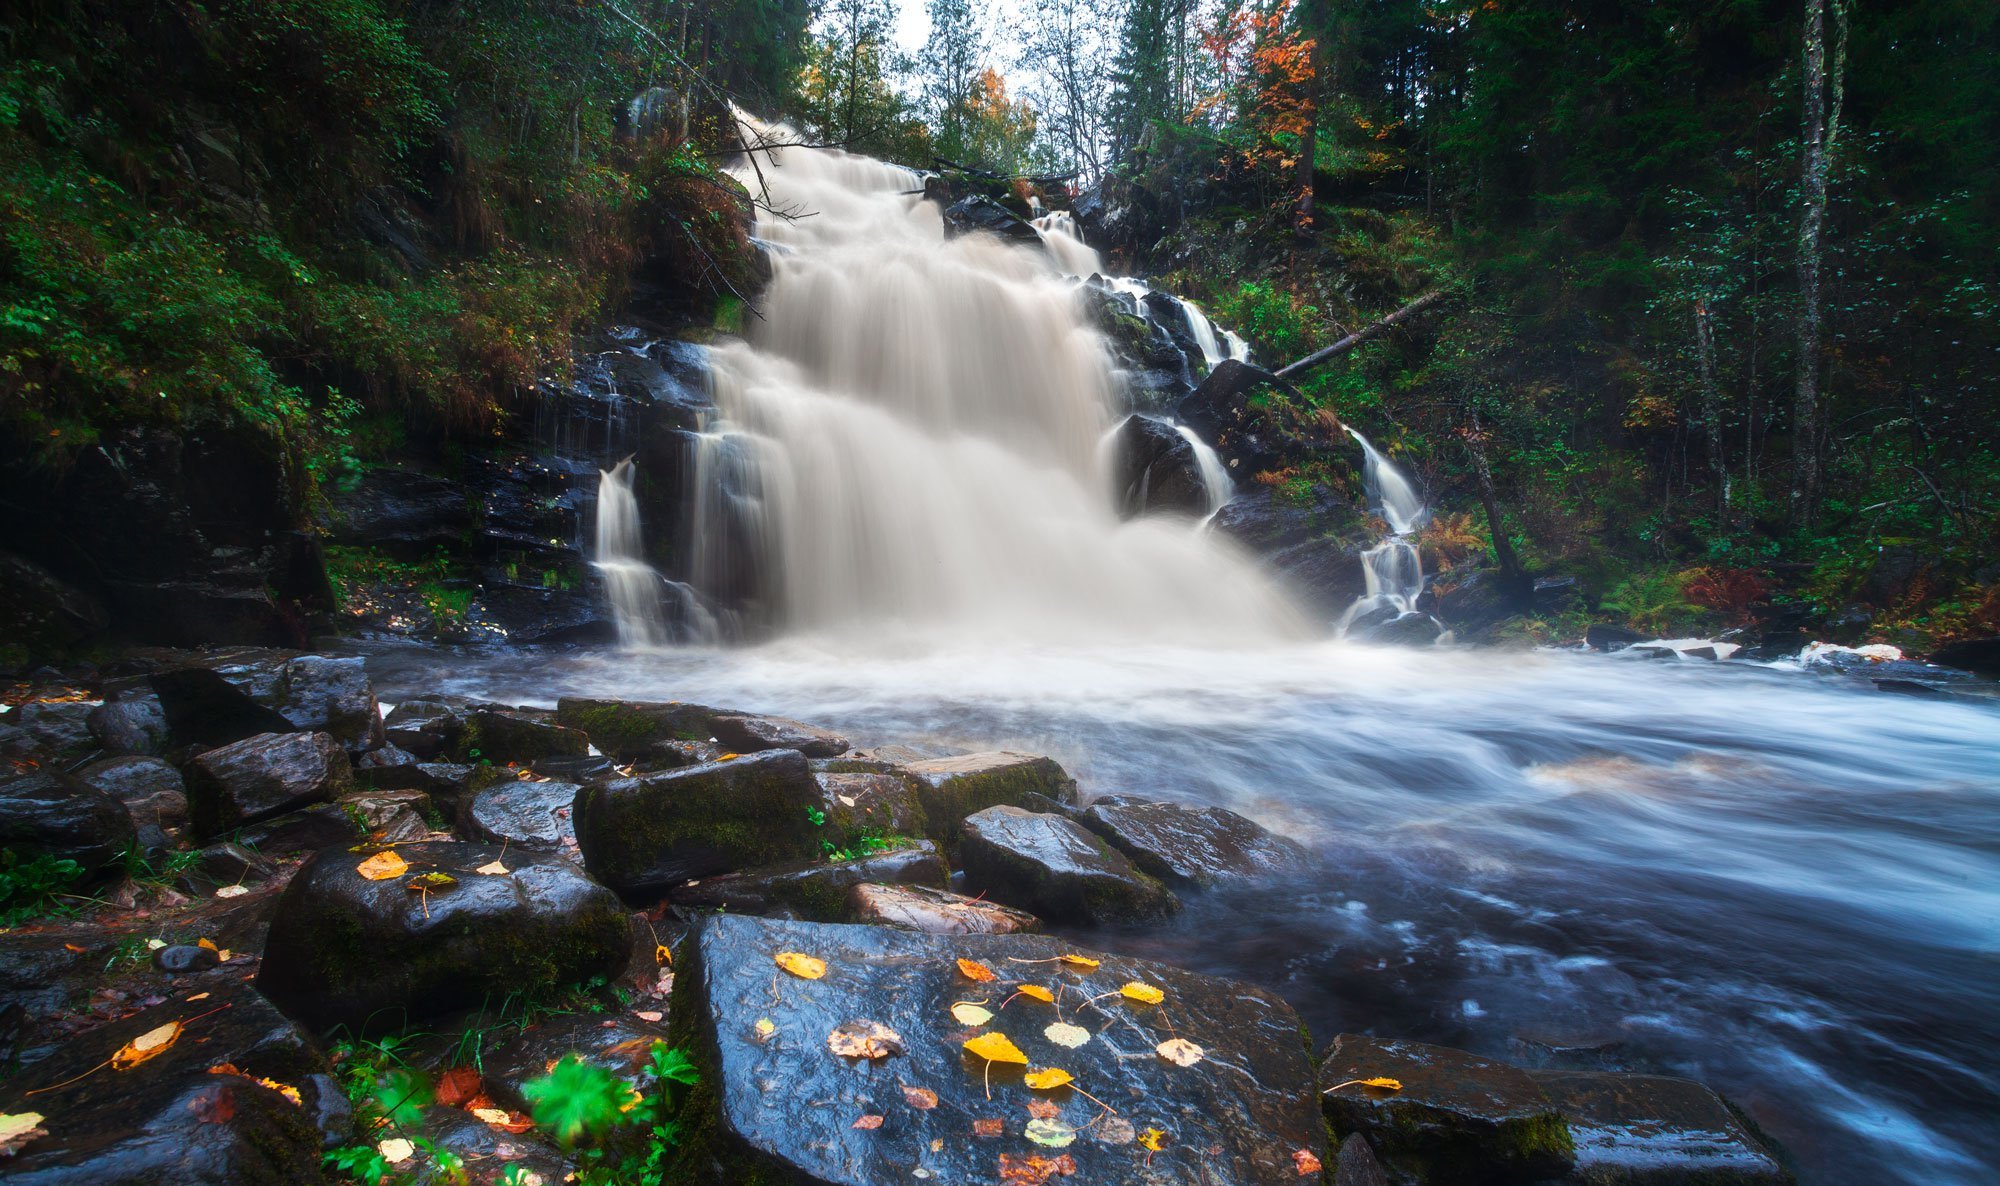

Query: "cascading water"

xmin=592 ymin=459 xmax=667 ymax=646
xmin=696 ymin=119 xmax=1300 ymax=644
xmin=1338 ymin=427 xmax=1433 ymax=635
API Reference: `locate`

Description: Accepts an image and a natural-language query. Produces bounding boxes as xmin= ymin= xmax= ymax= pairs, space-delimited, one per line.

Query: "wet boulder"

xmin=1528 ymin=1070 xmax=1790 ymax=1185
xmin=555 ymin=697 xmax=717 ymax=760
xmin=257 ymin=841 xmax=631 ymax=1032
xmin=8 ymin=699 xmax=97 ymax=756
xmin=1319 ymin=1034 xmax=1574 ymax=1185
xmin=0 ymin=550 xmax=107 ymax=653
xmin=1110 ymin=414 xmax=1212 ymax=518
xmin=273 ymin=655 xmax=385 ymax=753
xmin=73 ymin=755 xmax=188 ymax=842
xmin=848 ymin=881 xmax=1041 ymax=934
xmin=1078 ymin=795 xmax=1309 ymax=889
xmin=462 ymin=779 xmax=580 ymax=852
xmin=149 ymin=663 xmax=297 ymax=748
xmin=86 ymin=691 xmax=169 ymax=755
xmin=186 ymin=730 xmax=352 ymax=837
xmin=813 ymin=771 xmax=927 ymax=846
xmin=671 ymin=841 xmax=948 ymax=920
xmin=1352 ymin=610 xmax=1445 ymax=647
xmin=710 ymin=712 xmax=849 ymax=759
xmin=572 ymin=749 xmax=824 ymax=897
xmin=455 ymin=709 xmax=589 ymax=765
xmin=1176 ymin=358 xmax=1340 ymax=476
xmin=668 ymin=914 xmax=1326 ymax=1185
xmin=481 ymin=1010 xmax=671 ymax=1113
xmin=324 ymin=468 xmax=474 ymax=557
xmin=0 ymin=981 xmax=330 ymax=1185
xmin=0 ymin=771 xmax=136 ymax=882
xmin=354 ymin=742 xmax=427 ymax=789
xmin=896 ymin=751 xmax=1078 ymax=844
xmin=941 ymin=194 xmax=1043 ymax=247
xmin=181 ymin=840 xmax=280 ymax=894
xmin=1929 ymin=636 xmax=2000 ymax=678
xmin=1586 ymin=624 xmax=1649 ymax=652
xmin=959 ymin=805 xmax=1179 ymax=925
xmin=237 ymin=803 xmax=364 ymax=856
xmin=341 ymin=788 xmax=435 ymax=844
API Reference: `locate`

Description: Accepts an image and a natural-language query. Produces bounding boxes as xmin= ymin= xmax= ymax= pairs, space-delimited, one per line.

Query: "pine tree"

xmin=923 ymin=0 xmax=983 ymax=162
xmin=1106 ymin=0 xmax=1176 ymax=164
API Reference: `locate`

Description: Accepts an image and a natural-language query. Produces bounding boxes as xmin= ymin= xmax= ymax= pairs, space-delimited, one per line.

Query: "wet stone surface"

xmin=710 ymin=711 xmax=850 ymax=758
xmin=1079 ymin=794 xmax=1310 ymax=889
xmin=462 ymin=778 xmax=580 ymax=851
xmin=669 ymin=914 xmax=1327 ymax=1186
xmin=847 ymin=881 xmax=1042 ymax=935
xmin=959 ymin=805 xmax=1180 ymax=925
xmin=185 ymin=729 xmax=352 ymax=838
xmin=670 ymin=842 xmax=948 ymax=920
xmin=1530 ymin=1071 xmax=1791 ymax=1185
xmin=480 ymin=1010 xmax=671 ymax=1114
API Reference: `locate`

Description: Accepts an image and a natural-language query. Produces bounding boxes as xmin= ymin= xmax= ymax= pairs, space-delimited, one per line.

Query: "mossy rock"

xmin=555 ymin=697 xmax=716 ymax=760
xmin=896 ymin=751 xmax=1077 ymax=850
xmin=669 ymin=841 xmax=947 ymax=921
xmin=958 ymin=804 xmax=1179 ymax=925
xmin=451 ymin=709 xmax=589 ymax=765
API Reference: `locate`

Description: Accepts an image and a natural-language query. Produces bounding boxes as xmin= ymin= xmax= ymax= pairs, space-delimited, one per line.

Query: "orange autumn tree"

xmin=1195 ymin=0 xmax=1317 ymax=174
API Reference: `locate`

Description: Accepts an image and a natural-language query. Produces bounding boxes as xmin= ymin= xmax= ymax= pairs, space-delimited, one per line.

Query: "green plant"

xmin=822 ymin=828 xmax=911 ymax=863
xmin=513 ymin=1041 xmax=699 ymax=1185
xmin=0 ymin=848 xmax=84 ymax=926
xmin=120 ymin=845 xmax=202 ymax=889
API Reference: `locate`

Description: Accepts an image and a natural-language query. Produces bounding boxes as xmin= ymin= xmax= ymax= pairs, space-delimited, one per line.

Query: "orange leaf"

xmin=1025 ymin=1098 xmax=1060 ymax=1119
xmin=852 ymin=1113 xmax=884 ymax=1130
xmin=1293 ymin=1148 xmax=1324 ymax=1175
xmin=112 ymin=1021 xmax=183 ymax=1069
xmin=957 ymin=958 xmax=997 ymax=982
xmin=998 ymin=1152 xmax=1077 ymax=1183
xmin=435 ymin=1065 xmax=482 ymax=1107
xmin=355 ymin=851 xmax=408 ymax=880
xmin=902 ymin=1085 xmax=939 ymax=1110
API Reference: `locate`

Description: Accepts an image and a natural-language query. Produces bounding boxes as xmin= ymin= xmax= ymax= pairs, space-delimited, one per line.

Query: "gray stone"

xmin=459 ymin=709 xmax=589 ymax=765
xmin=848 ymin=881 xmax=1041 ymax=934
xmin=1079 ymin=795 xmax=1309 ymax=888
xmin=9 ymin=700 xmax=97 ymax=755
xmin=710 ymin=712 xmax=849 ymax=758
xmin=480 ymin=1011 xmax=671 ymax=1114
xmin=671 ymin=842 xmax=948 ymax=919
xmin=276 ymin=655 xmax=385 ymax=752
xmin=341 ymin=789 xmax=435 ymax=843
xmin=813 ymin=770 xmax=927 ymax=845
xmin=186 ymin=730 xmax=352 ymax=837
xmin=959 ymin=805 xmax=1180 ymax=925
xmin=896 ymin=751 xmax=1078 ymax=844
xmin=555 ymin=697 xmax=716 ymax=760
xmin=1530 ymin=1070 xmax=1791 ymax=1185
xmin=73 ymin=755 xmax=188 ymax=836
xmin=86 ymin=692 xmax=169 ymax=755
xmin=463 ymin=779 xmax=581 ymax=851
xmin=0 ymin=771 xmax=137 ymax=880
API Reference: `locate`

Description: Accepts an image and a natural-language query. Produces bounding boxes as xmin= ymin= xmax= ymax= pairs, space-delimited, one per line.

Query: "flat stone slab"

xmin=897 ymin=751 xmax=1078 ymax=841
xmin=672 ymin=843 xmax=948 ymax=920
xmin=848 ymin=882 xmax=1041 ymax=935
xmin=1080 ymin=794 xmax=1310 ymax=888
xmin=669 ymin=914 xmax=1326 ymax=1186
xmin=1530 ymin=1071 xmax=1791 ymax=1184
xmin=185 ymin=729 xmax=351 ymax=837
xmin=463 ymin=778 xmax=581 ymax=851
xmin=712 ymin=712 xmax=850 ymax=758
xmin=960 ymin=805 xmax=1179 ymax=925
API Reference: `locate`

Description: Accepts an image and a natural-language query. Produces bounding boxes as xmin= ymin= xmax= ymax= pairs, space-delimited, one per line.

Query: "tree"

xmin=1106 ymin=0 xmax=1177 ymax=163
xmin=923 ymin=0 xmax=984 ymax=162
xmin=961 ymin=68 xmax=1041 ymax=173
xmin=1012 ymin=0 xmax=1120 ymax=181
xmin=1790 ymin=0 xmax=1849 ymax=522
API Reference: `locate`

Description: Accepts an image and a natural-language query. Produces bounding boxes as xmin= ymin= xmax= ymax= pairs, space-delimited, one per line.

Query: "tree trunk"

xmin=1295 ymin=10 xmax=1321 ymax=234
xmin=1791 ymin=0 xmax=1830 ymax=520
xmin=1273 ymin=290 xmax=1445 ymax=379
xmin=1694 ymin=297 xmax=1729 ymax=510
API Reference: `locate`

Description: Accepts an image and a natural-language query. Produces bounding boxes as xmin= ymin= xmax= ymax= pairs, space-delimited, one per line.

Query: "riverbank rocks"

xmin=941 ymin=194 xmax=1042 ymax=246
xmin=671 ymin=842 xmax=948 ymax=920
xmin=711 ymin=712 xmax=849 ymax=758
xmin=812 ymin=771 xmax=927 ymax=844
xmin=1111 ymin=414 xmax=1212 ymax=518
xmin=897 ymin=751 xmax=1078 ymax=845
xmin=462 ymin=779 xmax=580 ymax=851
xmin=0 ymin=771 xmax=137 ymax=881
xmin=0 ymin=981 xmax=331 ymax=1184
xmin=257 ymin=841 xmax=630 ymax=1031
xmin=556 ymin=696 xmax=715 ymax=759
xmin=1586 ymin=624 xmax=1650 ymax=652
xmin=455 ymin=709 xmax=588 ymax=765
xmin=86 ymin=690 xmax=169 ymax=755
xmin=1319 ymin=1034 xmax=1575 ymax=1185
xmin=959 ymin=805 xmax=1180 ymax=925
xmin=273 ymin=655 xmax=385 ymax=752
xmin=185 ymin=730 xmax=352 ymax=837
xmin=1529 ymin=1071 xmax=1790 ymax=1185
xmin=573 ymin=749 xmax=823 ymax=897
xmin=74 ymin=755 xmax=188 ymax=842
xmin=482 ymin=1011 xmax=671 ymax=1114
xmin=665 ymin=914 xmax=1326 ymax=1185
xmin=848 ymin=881 xmax=1041 ymax=934
xmin=1079 ymin=795 xmax=1309 ymax=888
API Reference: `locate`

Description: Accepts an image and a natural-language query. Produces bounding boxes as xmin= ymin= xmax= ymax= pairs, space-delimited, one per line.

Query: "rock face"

xmin=1529 ymin=1071 xmax=1791 ymax=1185
xmin=0 ymin=772 xmax=137 ymax=879
xmin=1176 ymin=358 xmax=1339 ymax=476
xmin=457 ymin=709 xmax=589 ymax=764
xmin=1586 ymin=624 xmax=1650 ymax=652
xmin=848 ymin=881 xmax=1041 ymax=934
xmin=1930 ymin=636 xmax=2000 ymax=677
xmin=149 ymin=654 xmax=386 ymax=755
xmin=667 ymin=914 xmax=1327 ymax=1185
xmin=86 ymin=691 xmax=169 ymax=755
xmin=185 ymin=730 xmax=352 ymax=837
xmin=74 ymin=755 xmax=188 ymax=850
xmin=710 ymin=712 xmax=850 ymax=759
xmin=812 ymin=771 xmax=927 ymax=846
xmin=463 ymin=779 xmax=581 ymax=851
xmin=959 ymin=805 xmax=1180 ymax=925
xmin=1078 ymin=795 xmax=1309 ymax=888
xmin=671 ymin=842 xmax=949 ymax=920
xmin=941 ymin=194 xmax=1042 ymax=246
xmin=257 ymin=840 xmax=631 ymax=1031
xmin=555 ymin=696 xmax=715 ymax=759
xmin=324 ymin=467 xmax=475 ymax=556
xmin=1320 ymin=1034 xmax=1574 ymax=1185
xmin=1110 ymin=414 xmax=1212 ymax=518
xmin=151 ymin=664 xmax=297 ymax=748
xmin=896 ymin=752 xmax=1078 ymax=845
xmin=1207 ymin=486 xmax=1373 ymax=617
xmin=0 ymin=981 xmax=330 ymax=1185
xmin=573 ymin=750 xmax=824 ymax=897
xmin=8 ymin=700 xmax=97 ymax=755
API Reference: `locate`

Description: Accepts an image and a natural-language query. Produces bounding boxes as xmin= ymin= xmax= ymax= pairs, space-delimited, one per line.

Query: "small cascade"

xmin=1175 ymin=424 xmax=1234 ymax=514
xmin=592 ymin=459 xmax=672 ymax=646
xmin=1338 ymin=427 xmax=1436 ymax=638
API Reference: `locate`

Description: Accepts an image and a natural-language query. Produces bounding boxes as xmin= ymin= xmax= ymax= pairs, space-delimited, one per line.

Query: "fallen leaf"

xmin=1293 ymin=1148 xmax=1324 ymax=1175
xmin=827 ymin=1019 xmax=904 ymax=1059
xmin=474 ymin=859 xmax=510 ymax=876
xmin=0 ymin=1112 xmax=47 ymax=1157
xmin=1057 ymin=954 xmax=1099 ymax=969
xmin=774 ymin=951 xmax=827 ymax=980
xmin=972 ymin=1117 xmax=1005 ymax=1138
xmin=1138 ymin=1127 xmax=1169 ymax=1152
xmin=187 ymin=1084 xmax=235 ymax=1123
xmin=957 ymin=958 xmax=997 ymax=982
xmin=145 ymin=939 xmax=167 ymax=950
xmin=754 ymin=1018 xmax=776 ymax=1040
xmin=355 ymin=851 xmax=408 ymax=881
xmin=950 ymin=1002 xmax=995 ymax=1027
xmin=654 ymin=943 xmax=673 ymax=966
xmin=185 ymin=993 xmax=210 ymax=1001
xmin=112 ymin=1021 xmax=183 ymax=1069
xmin=902 ymin=1085 xmax=939 ymax=1110
xmin=718 ymin=753 xmax=741 ymax=760
xmin=1120 ymin=981 xmax=1164 ymax=1006
xmin=196 ymin=938 xmax=217 ymax=952
xmin=931 ymin=1138 xmax=944 ymax=1152
xmin=63 ymin=943 xmax=85 ymax=953
xmin=256 ymin=1076 xmax=302 ymax=1105
xmin=405 ymin=871 xmax=457 ymax=892
xmin=471 ymin=1107 xmax=513 ymax=1126
xmin=214 ymin=885 xmax=249 ymax=899
xmin=1015 ymin=985 xmax=1054 ymax=1003
xmin=1025 ymin=1098 xmax=1061 ymax=1120
xmin=1323 ymin=1076 xmax=1403 ymax=1093
xmin=1023 ymin=1067 xmax=1074 ymax=1090
xmin=852 ymin=1114 xmax=884 ymax=1130
xmin=1042 ymin=1022 xmax=1090 ymax=1049
xmin=1024 ymin=1117 xmax=1077 ymax=1147
xmin=634 ymin=1010 xmax=662 ymax=1022
xmin=1094 ymin=1116 xmax=1137 ymax=1145
xmin=1155 ymin=1038 xmax=1204 ymax=1067
xmin=998 ymin=1151 xmax=1077 ymax=1183
xmin=378 ymin=1136 xmax=416 ymax=1164
xmin=436 ymin=1065 xmax=482 ymax=1107
xmin=962 ymin=1031 xmax=1028 ymax=1065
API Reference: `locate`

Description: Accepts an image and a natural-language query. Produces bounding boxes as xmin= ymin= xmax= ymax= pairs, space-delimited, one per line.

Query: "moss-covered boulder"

xmin=1319 ymin=1034 xmax=1575 ymax=1185
xmin=812 ymin=771 xmax=928 ymax=848
xmin=958 ymin=805 xmax=1179 ymax=925
xmin=555 ymin=697 xmax=716 ymax=759
xmin=896 ymin=751 xmax=1077 ymax=845
xmin=184 ymin=730 xmax=352 ymax=838
xmin=670 ymin=841 xmax=947 ymax=920
xmin=454 ymin=709 xmax=589 ymax=765
xmin=256 ymin=840 xmax=630 ymax=1032
xmin=572 ymin=749 xmax=823 ymax=898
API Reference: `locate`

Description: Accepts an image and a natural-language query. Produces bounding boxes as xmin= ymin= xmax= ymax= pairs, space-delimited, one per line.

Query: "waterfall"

xmin=594 ymin=458 xmax=720 ymax=647
xmin=1175 ymin=424 xmax=1234 ymax=514
xmin=699 ymin=116 xmax=1300 ymax=646
xmin=1338 ymin=427 xmax=1434 ymax=636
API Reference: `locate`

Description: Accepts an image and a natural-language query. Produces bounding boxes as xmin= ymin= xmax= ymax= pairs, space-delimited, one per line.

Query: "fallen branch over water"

xmin=1272 ymin=290 xmax=1447 ymax=379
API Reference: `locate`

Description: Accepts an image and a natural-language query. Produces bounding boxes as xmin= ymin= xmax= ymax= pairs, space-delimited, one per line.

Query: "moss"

xmin=556 ymin=698 xmax=715 ymax=760
xmin=572 ymin=753 xmax=823 ymax=895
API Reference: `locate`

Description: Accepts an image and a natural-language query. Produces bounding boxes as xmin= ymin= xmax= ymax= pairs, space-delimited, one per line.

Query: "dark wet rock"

xmin=325 ymin=468 xmax=475 ymax=557
xmin=896 ymin=751 xmax=1078 ymax=846
xmin=1078 ymin=795 xmax=1308 ymax=889
xmin=1530 ymin=1071 xmax=1790 ymax=1185
xmin=848 ymin=881 xmax=1041 ymax=934
xmin=1629 ymin=646 xmax=1679 ymax=661
xmin=149 ymin=662 xmax=297 ymax=748
xmin=186 ymin=730 xmax=352 ymax=838
xmin=0 ymin=931 xmax=97 ymax=1021
xmin=1433 ymin=567 xmax=1535 ymax=643
xmin=1681 ymin=645 xmax=1720 ymax=661
xmin=941 ymin=194 xmax=1042 ymax=246
xmin=258 ymin=840 xmax=631 ymax=1032
xmin=186 ymin=840 xmax=280 ymax=891
xmin=8 ymin=699 xmax=98 ymax=756
xmin=355 ymin=742 xmax=428 ymax=789
xmin=0 ymin=549 xmax=108 ymax=653
xmin=573 ymin=749 xmax=823 ymax=897
xmin=1354 ymin=611 xmax=1445 ymax=647
xmin=0 ymin=982 xmax=329 ymax=1185
xmin=1338 ymin=1132 xmax=1391 ymax=1186
xmin=1738 ymin=629 xmax=1811 ymax=662
xmin=304 ymin=1072 xmax=352 ymax=1150
xmin=342 ymin=788 xmax=436 ymax=843
xmin=668 ymin=914 xmax=1325 ymax=1185
xmin=529 ymin=753 xmax=620 ymax=783
xmin=481 ymin=1011 xmax=671 ymax=1114
xmin=555 ymin=697 xmax=717 ymax=759
xmin=652 ymin=738 xmax=725 ymax=768
xmin=812 ymin=770 xmax=927 ymax=848
xmin=74 ymin=756 xmax=188 ymax=839
xmin=710 ymin=712 xmax=849 ymax=759
xmin=472 ymin=581 xmax=618 ymax=646
xmin=1110 ymin=414 xmax=1212 ymax=518
xmin=457 ymin=709 xmax=589 ymax=764
xmin=86 ymin=691 xmax=170 ymax=755
xmin=672 ymin=841 xmax=948 ymax=920
xmin=0 ymin=771 xmax=136 ymax=880
xmin=1586 ymin=624 xmax=1649 ymax=652
xmin=420 ymin=1106 xmax=571 ymax=1185
xmin=1209 ymin=484 xmax=1350 ymax=553
xmin=959 ymin=805 xmax=1179 ymax=925
xmin=1176 ymin=358 xmax=1344 ymax=477
xmin=154 ymin=942 xmax=222 ymax=973
xmin=463 ymin=779 xmax=580 ymax=851
xmin=1929 ymin=636 xmax=2000 ymax=678
xmin=236 ymin=803 xmax=362 ymax=855
xmin=274 ymin=655 xmax=385 ymax=752
xmin=1320 ymin=1033 xmax=1574 ymax=1185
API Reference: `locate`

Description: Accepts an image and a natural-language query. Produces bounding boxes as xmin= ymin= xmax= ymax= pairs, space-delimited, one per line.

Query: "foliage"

xmin=0 ymin=848 xmax=83 ymax=926
xmin=517 ymin=1042 xmax=700 ymax=1184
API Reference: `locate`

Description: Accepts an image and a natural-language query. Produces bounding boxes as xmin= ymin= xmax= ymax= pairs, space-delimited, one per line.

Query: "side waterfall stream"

xmin=374 ymin=127 xmax=2000 ymax=1186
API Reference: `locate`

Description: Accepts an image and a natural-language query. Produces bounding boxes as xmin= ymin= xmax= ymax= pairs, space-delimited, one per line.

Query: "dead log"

xmin=1272 ymin=290 xmax=1446 ymax=379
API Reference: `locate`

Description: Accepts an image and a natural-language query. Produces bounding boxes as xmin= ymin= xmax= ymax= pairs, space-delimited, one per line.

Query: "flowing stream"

xmin=392 ymin=125 xmax=2000 ymax=1186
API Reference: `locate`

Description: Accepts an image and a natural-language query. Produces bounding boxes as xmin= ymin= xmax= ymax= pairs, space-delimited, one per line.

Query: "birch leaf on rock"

xmin=355 ymin=850 xmax=409 ymax=880
xmin=963 ymin=1032 xmax=1029 ymax=1064
xmin=1042 ymin=1022 xmax=1090 ymax=1049
xmin=774 ymin=951 xmax=827 ymax=979
xmin=1120 ymin=981 xmax=1165 ymax=1005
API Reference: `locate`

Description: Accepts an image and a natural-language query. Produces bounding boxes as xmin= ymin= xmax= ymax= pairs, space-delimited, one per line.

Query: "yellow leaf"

xmin=1022 ymin=1067 xmax=1073 ymax=1090
xmin=256 ymin=1076 xmax=303 ymax=1105
xmin=0 ymin=1111 xmax=47 ymax=1156
xmin=355 ymin=851 xmax=409 ymax=881
xmin=1042 ymin=1022 xmax=1090 ymax=1049
xmin=655 ymin=943 xmax=673 ymax=966
xmin=474 ymin=859 xmax=511 ymax=876
xmin=962 ymin=1031 xmax=1029 ymax=1065
xmin=774 ymin=951 xmax=827 ymax=979
xmin=196 ymin=938 xmax=217 ymax=952
xmin=112 ymin=1021 xmax=183 ymax=1070
xmin=951 ymin=1002 xmax=995 ymax=1027
xmin=1120 ymin=981 xmax=1164 ymax=1005
xmin=378 ymin=1137 xmax=416 ymax=1164
xmin=957 ymin=958 xmax=997 ymax=982
xmin=1138 ymin=1127 xmax=1169 ymax=1152
xmin=1023 ymin=1117 xmax=1076 ymax=1147
xmin=1057 ymin=954 xmax=1100 ymax=969
xmin=718 ymin=753 xmax=741 ymax=760
xmin=471 ymin=1107 xmax=513 ymax=1126
xmin=1155 ymin=1038 xmax=1204 ymax=1067
xmin=754 ymin=1018 xmax=776 ymax=1039
xmin=1015 ymin=985 xmax=1054 ymax=1003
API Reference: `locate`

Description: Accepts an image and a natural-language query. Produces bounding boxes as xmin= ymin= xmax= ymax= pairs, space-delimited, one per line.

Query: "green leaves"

xmin=522 ymin=1055 xmax=631 ymax=1147
xmin=369 ymin=1067 xmax=433 ymax=1131
xmin=651 ymin=1044 xmax=700 ymax=1089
